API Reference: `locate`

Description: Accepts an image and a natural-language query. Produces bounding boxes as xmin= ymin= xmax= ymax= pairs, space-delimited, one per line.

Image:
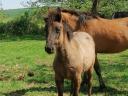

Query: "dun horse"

xmin=44 ymin=10 xmax=95 ymax=96
xmin=44 ymin=8 xmax=128 ymax=90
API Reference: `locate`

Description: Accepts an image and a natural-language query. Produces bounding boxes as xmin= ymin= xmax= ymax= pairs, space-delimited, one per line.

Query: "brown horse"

xmin=44 ymin=12 xmax=95 ymax=96
xmin=44 ymin=8 xmax=128 ymax=90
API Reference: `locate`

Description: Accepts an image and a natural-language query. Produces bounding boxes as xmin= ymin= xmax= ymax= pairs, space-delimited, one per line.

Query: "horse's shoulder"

xmin=73 ymin=32 xmax=94 ymax=44
xmin=73 ymin=32 xmax=90 ymax=37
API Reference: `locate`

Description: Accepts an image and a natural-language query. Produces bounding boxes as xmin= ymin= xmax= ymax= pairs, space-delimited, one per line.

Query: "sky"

xmin=2 ymin=0 xmax=29 ymax=10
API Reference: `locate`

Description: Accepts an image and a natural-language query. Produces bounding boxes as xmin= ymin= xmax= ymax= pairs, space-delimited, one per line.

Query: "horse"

xmin=112 ymin=11 xmax=128 ymax=19
xmin=44 ymin=8 xmax=128 ymax=90
xmin=44 ymin=12 xmax=95 ymax=96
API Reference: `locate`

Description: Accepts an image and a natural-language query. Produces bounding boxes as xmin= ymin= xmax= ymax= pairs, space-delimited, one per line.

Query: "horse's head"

xmin=44 ymin=8 xmax=74 ymax=54
xmin=44 ymin=8 xmax=64 ymax=54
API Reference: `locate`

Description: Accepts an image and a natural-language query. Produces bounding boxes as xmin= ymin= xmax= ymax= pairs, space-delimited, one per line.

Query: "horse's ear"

xmin=67 ymin=31 xmax=73 ymax=41
xmin=56 ymin=7 xmax=62 ymax=22
xmin=57 ymin=7 xmax=61 ymax=13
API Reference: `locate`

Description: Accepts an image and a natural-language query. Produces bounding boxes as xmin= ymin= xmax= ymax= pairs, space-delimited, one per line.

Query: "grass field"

xmin=0 ymin=8 xmax=31 ymax=22
xmin=0 ymin=39 xmax=128 ymax=96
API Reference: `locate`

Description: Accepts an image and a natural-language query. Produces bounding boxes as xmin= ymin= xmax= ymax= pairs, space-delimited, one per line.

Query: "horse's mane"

xmin=47 ymin=8 xmax=99 ymax=23
xmin=63 ymin=21 xmax=74 ymax=40
xmin=46 ymin=8 xmax=99 ymax=31
xmin=61 ymin=9 xmax=98 ymax=19
xmin=61 ymin=9 xmax=100 ymax=28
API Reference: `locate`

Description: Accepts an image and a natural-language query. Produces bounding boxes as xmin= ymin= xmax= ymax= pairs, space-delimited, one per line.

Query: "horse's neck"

xmin=76 ymin=18 xmax=102 ymax=36
xmin=56 ymin=34 xmax=71 ymax=61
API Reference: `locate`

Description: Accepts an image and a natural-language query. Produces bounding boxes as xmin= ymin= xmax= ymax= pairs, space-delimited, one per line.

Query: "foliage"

xmin=0 ymin=8 xmax=48 ymax=40
xmin=24 ymin=0 xmax=60 ymax=7
xmin=99 ymin=0 xmax=128 ymax=18
xmin=23 ymin=0 xmax=128 ymax=18
xmin=62 ymin=0 xmax=128 ymax=18
xmin=61 ymin=0 xmax=92 ymax=11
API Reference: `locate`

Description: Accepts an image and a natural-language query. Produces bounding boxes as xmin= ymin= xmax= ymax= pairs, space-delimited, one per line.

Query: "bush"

xmin=0 ymin=8 xmax=46 ymax=40
xmin=62 ymin=0 xmax=128 ymax=18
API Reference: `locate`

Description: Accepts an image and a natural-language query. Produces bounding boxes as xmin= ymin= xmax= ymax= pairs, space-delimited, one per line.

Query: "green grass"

xmin=0 ymin=39 xmax=128 ymax=96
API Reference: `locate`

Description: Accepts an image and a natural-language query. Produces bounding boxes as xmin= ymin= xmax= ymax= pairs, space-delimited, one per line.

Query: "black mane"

xmin=61 ymin=9 xmax=99 ymax=28
xmin=46 ymin=8 xmax=99 ymax=33
xmin=61 ymin=9 xmax=98 ymax=19
xmin=47 ymin=8 xmax=98 ymax=23
xmin=63 ymin=21 xmax=74 ymax=40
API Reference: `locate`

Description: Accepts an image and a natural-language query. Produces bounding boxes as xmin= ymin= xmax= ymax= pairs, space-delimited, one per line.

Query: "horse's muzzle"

xmin=45 ymin=46 xmax=54 ymax=54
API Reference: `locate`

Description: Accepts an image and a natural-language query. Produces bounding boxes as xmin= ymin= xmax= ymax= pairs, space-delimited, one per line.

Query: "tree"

xmin=91 ymin=0 xmax=100 ymax=14
xmin=22 ymin=0 xmax=62 ymax=7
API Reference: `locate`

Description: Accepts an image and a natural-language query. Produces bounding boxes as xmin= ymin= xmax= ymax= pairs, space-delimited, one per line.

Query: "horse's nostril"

xmin=45 ymin=46 xmax=54 ymax=54
xmin=45 ymin=46 xmax=48 ymax=51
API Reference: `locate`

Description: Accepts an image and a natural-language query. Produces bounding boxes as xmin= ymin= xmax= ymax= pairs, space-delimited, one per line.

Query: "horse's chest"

xmin=54 ymin=63 xmax=81 ymax=80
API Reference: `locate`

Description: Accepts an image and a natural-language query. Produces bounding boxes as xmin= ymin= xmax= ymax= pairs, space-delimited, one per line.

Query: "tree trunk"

xmin=91 ymin=0 xmax=99 ymax=15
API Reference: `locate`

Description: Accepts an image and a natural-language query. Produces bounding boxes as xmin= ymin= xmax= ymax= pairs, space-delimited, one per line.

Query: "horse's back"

xmin=90 ymin=17 xmax=128 ymax=52
xmin=73 ymin=32 xmax=95 ymax=48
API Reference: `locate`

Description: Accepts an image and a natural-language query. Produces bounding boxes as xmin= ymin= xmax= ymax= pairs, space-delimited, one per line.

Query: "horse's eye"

xmin=56 ymin=27 xmax=60 ymax=33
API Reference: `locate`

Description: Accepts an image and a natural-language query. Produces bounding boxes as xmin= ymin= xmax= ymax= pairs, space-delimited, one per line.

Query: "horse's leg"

xmin=94 ymin=54 xmax=106 ymax=90
xmin=55 ymin=74 xmax=64 ymax=96
xmin=87 ymin=67 xmax=93 ymax=96
xmin=73 ymin=74 xmax=81 ymax=96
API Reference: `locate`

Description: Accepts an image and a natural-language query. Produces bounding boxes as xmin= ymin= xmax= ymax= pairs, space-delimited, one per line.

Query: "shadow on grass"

xmin=3 ymin=86 xmax=128 ymax=96
xmin=4 ymin=86 xmax=56 ymax=96
xmin=104 ymin=86 xmax=128 ymax=96
xmin=81 ymin=86 xmax=128 ymax=96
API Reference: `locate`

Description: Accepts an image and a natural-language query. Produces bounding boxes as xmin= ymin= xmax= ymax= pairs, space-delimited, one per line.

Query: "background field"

xmin=0 ymin=39 xmax=128 ymax=96
xmin=4 ymin=8 xmax=30 ymax=18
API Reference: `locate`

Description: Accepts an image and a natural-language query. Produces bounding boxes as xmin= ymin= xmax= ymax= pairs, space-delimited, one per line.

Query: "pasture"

xmin=0 ymin=39 xmax=128 ymax=96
